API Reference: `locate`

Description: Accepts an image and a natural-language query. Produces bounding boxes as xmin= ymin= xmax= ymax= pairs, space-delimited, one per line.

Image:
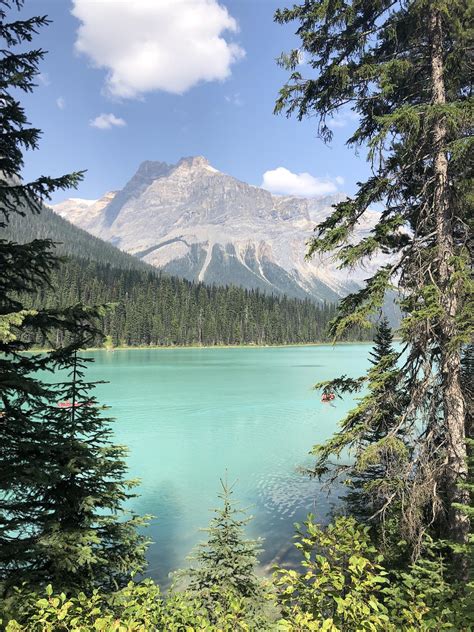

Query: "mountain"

xmin=3 ymin=200 xmax=371 ymax=347
xmin=51 ymin=157 xmax=384 ymax=303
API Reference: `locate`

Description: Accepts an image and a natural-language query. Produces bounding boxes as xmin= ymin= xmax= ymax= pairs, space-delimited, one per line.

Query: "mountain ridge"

xmin=51 ymin=157 xmax=383 ymax=303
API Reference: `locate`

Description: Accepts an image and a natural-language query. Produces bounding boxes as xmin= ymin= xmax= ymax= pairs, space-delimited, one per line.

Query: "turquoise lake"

xmin=79 ymin=344 xmax=372 ymax=585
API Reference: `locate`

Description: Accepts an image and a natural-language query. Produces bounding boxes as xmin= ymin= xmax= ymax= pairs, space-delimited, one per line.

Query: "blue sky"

xmin=20 ymin=0 xmax=370 ymax=203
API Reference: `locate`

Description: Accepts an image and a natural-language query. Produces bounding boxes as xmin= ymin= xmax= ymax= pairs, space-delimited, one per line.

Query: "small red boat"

xmin=321 ymin=392 xmax=336 ymax=403
xmin=57 ymin=400 xmax=93 ymax=409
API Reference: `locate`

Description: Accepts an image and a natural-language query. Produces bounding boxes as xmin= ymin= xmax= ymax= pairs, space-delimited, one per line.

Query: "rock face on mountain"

xmin=51 ymin=156 xmax=383 ymax=302
xmin=52 ymin=191 xmax=117 ymax=232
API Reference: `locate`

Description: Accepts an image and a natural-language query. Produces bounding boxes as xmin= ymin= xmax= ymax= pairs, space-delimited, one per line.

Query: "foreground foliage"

xmin=276 ymin=516 xmax=472 ymax=631
xmin=180 ymin=478 xmax=267 ymax=621
xmin=2 ymin=581 xmax=270 ymax=632
xmin=3 ymin=516 xmax=473 ymax=631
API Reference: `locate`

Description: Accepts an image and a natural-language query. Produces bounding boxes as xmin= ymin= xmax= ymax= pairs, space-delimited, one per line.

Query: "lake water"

xmin=80 ymin=344 xmax=372 ymax=585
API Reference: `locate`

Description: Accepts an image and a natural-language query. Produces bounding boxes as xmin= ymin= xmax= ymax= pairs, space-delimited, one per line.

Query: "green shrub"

xmin=275 ymin=516 xmax=392 ymax=630
xmin=1 ymin=580 xmax=276 ymax=631
xmin=274 ymin=516 xmax=472 ymax=631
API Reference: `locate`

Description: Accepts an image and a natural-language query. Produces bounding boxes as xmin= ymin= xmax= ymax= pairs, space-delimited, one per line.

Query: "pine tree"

xmin=28 ymin=349 xmax=149 ymax=593
xmin=348 ymin=321 xmax=404 ymax=518
xmin=0 ymin=0 xmax=147 ymax=595
xmin=315 ymin=319 xmax=409 ymax=551
xmin=183 ymin=478 xmax=263 ymax=611
xmin=275 ymin=0 xmax=472 ymax=553
xmin=17 ymin=254 xmax=370 ymax=347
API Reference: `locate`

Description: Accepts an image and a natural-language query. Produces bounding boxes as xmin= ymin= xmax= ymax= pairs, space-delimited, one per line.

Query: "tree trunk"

xmin=429 ymin=7 xmax=469 ymax=547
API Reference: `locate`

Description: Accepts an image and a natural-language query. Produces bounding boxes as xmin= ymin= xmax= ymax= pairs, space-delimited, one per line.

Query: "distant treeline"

xmin=24 ymin=258 xmax=372 ymax=347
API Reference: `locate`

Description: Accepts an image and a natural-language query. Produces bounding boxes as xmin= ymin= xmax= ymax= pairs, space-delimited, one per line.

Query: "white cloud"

xmin=56 ymin=96 xmax=66 ymax=110
xmin=72 ymin=0 xmax=245 ymax=99
xmin=261 ymin=167 xmax=342 ymax=197
xmin=89 ymin=113 xmax=126 ymax=130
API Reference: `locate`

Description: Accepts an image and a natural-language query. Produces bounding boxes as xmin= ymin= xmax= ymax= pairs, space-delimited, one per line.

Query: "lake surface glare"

xmin=82 ymin=345 xmax=371 ymax=584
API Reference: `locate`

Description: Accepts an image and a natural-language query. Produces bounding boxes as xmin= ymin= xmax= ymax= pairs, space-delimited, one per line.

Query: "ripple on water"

xmin=255 ymin=468 xmax=324 ymax=519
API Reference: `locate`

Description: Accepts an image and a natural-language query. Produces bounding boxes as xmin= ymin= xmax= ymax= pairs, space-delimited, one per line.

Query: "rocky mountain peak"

xmin=50 ymin=158 xmax=383 ymax=303
xmin=176 ymin=155 xmax=220 ymax=174
xmin=103 ymin=160 xmax=174 ymax=226
xmin=135 ymin=159 xmax=173 ymax=177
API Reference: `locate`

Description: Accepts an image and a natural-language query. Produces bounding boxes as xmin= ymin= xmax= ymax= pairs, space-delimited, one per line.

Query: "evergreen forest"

xmin=1 ymin=1 xmax=472 ymax=631
xmin=5 ymin=187 xmax=368 ymax=347
xmin=25 ymin=259 xmax=357 ymax=347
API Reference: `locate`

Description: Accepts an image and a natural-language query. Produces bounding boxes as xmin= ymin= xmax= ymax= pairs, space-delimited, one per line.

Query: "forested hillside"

xmin=4 ymin=201 xmax=149 ymax=271
xmin=24 ymin=257 xmax=366 ymax=347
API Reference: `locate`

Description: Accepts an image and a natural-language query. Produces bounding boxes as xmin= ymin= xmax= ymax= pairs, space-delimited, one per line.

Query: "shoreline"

xmin=28 ymin=340 xmax=378 ymax=353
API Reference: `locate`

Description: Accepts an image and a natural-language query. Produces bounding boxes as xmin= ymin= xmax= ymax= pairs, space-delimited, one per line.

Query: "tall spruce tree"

xmin=32 ymin=349 xmax=149 ymax=592
xmin=315 ymin=319 xmax=409 ymax=549
xmin=0 ymin=0 xmax=147 ymax=595
xmin=275 ymin=0 xmax=472 ymax=552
